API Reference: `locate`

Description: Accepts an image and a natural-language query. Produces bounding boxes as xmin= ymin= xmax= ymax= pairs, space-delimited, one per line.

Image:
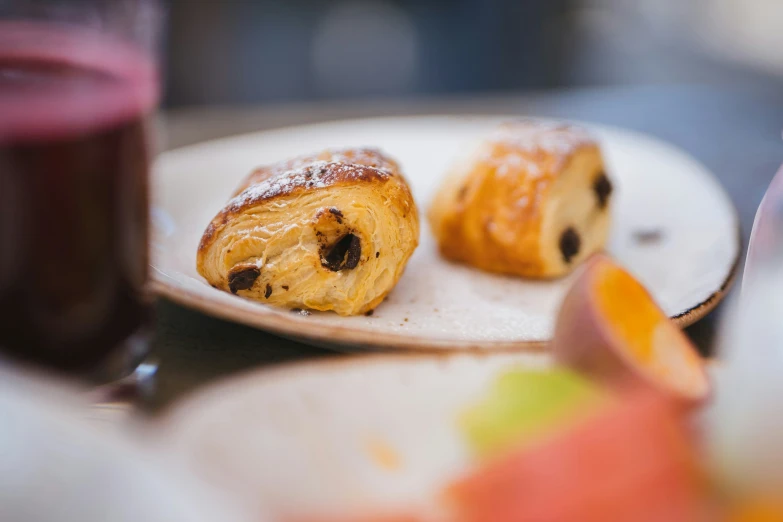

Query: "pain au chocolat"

xmin=429 ymin=120 xmax=613 ymax=278
xmin=197 ymin=148 xmax=419 ymax=316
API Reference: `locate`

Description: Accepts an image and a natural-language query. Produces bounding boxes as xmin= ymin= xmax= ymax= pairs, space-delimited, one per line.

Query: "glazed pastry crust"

xmin=197 ymin=148 xmax=419 ymax=316
xmin=429 ymin=121 xmax=612 ymax=278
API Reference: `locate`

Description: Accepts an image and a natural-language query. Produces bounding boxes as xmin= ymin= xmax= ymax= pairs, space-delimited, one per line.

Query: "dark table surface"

xmin=151 ymin=83 xmax=783 ymax=409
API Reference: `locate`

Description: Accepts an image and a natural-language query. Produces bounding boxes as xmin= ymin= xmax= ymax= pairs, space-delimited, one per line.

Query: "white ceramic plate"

xmin=159 ymin=353 xmax=552 ymax=519
xmin=152 ymin=115 xmax=740 ymax=350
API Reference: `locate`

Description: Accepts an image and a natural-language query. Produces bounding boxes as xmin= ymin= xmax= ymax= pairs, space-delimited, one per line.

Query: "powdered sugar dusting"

xmin=321 ymin=148 xmax=397 ymax=172
xmin=235 ymin=147 xmax=399 ymax=196
xmin=477 ymin=120 xmax=598 ymax=178
xmin=491 ymin=120 xmax=597 ymax=157
xmin=495 ymin=153 xmax=542 ymax=178
xmin=241 ymin=160 xmax=331 ymax=200
xmin=226 ymin=160 xmax=391 ymax=213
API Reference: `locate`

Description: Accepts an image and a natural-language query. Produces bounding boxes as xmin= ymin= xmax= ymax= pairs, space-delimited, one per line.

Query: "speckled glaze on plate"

xmin=151 ymin=115 xmax=740 ymax=351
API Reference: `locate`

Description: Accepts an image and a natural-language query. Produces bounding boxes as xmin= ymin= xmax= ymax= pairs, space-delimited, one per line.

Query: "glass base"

xmin=85 ymin=326 xmax=157 ymax=409
xmin=0 ymin=325 xmax=157 ymax=415
xmin=88 ymin=326 xmax=153 ymax=384
xmin=90 ymin=358 xmax=158 ymax=406
xmin=0 ymin=323 xmax=154 ymax=385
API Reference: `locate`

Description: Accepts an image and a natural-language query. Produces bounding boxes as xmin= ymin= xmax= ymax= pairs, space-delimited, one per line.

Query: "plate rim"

xmin=160 ymin=350 xmax=553 ymax=421
xmin=161 ymin=349 xmax=720 ymax=425
xmin=152 ymin=114 xmax=742 ymax=351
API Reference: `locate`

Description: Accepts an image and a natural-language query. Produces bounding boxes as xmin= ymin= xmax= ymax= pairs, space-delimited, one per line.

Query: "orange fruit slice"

xmin=552 ymin=254 xmax=709 ymax=404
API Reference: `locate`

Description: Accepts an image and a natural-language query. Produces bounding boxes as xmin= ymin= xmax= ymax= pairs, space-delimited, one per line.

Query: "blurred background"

xmin=165 ymin=0 xmax=783 ymax=107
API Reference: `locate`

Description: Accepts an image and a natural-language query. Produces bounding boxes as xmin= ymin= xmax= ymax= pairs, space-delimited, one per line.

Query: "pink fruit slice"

xmin=447 ymin=392 xmax=707 ymax=522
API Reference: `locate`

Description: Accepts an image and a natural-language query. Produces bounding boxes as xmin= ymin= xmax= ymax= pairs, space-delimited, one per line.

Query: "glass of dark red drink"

xmin=0 ymin=1 xmax=163 ymax=381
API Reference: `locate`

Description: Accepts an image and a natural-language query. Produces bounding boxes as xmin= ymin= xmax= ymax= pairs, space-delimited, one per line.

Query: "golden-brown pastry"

xmin=429 ymin=120 xmax=613 ymax=278
xmin=197 ymin=148 xmax=419 ymax=316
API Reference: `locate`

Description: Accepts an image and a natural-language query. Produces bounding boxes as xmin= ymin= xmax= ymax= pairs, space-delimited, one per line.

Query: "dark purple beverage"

xmin=0 ymin=24 xmax=159 ymax=377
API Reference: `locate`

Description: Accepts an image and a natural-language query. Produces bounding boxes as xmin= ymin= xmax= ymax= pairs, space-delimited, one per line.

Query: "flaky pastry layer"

xmin=198 ymin=148 xmax=419 ymax=315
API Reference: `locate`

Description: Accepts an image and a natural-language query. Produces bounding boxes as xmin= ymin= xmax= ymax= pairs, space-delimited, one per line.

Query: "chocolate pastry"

xmin=198 ymin=148 xmax=419 ymax=315
xmin=429 ymin=120 xmax=613 ymax=278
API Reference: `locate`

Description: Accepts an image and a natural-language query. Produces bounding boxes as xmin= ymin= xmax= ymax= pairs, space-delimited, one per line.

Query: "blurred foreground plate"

xmin=158 ymin=353 xmax=551 ymax=519
xmin=152 ymin=116 xmax=739 ymax=351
